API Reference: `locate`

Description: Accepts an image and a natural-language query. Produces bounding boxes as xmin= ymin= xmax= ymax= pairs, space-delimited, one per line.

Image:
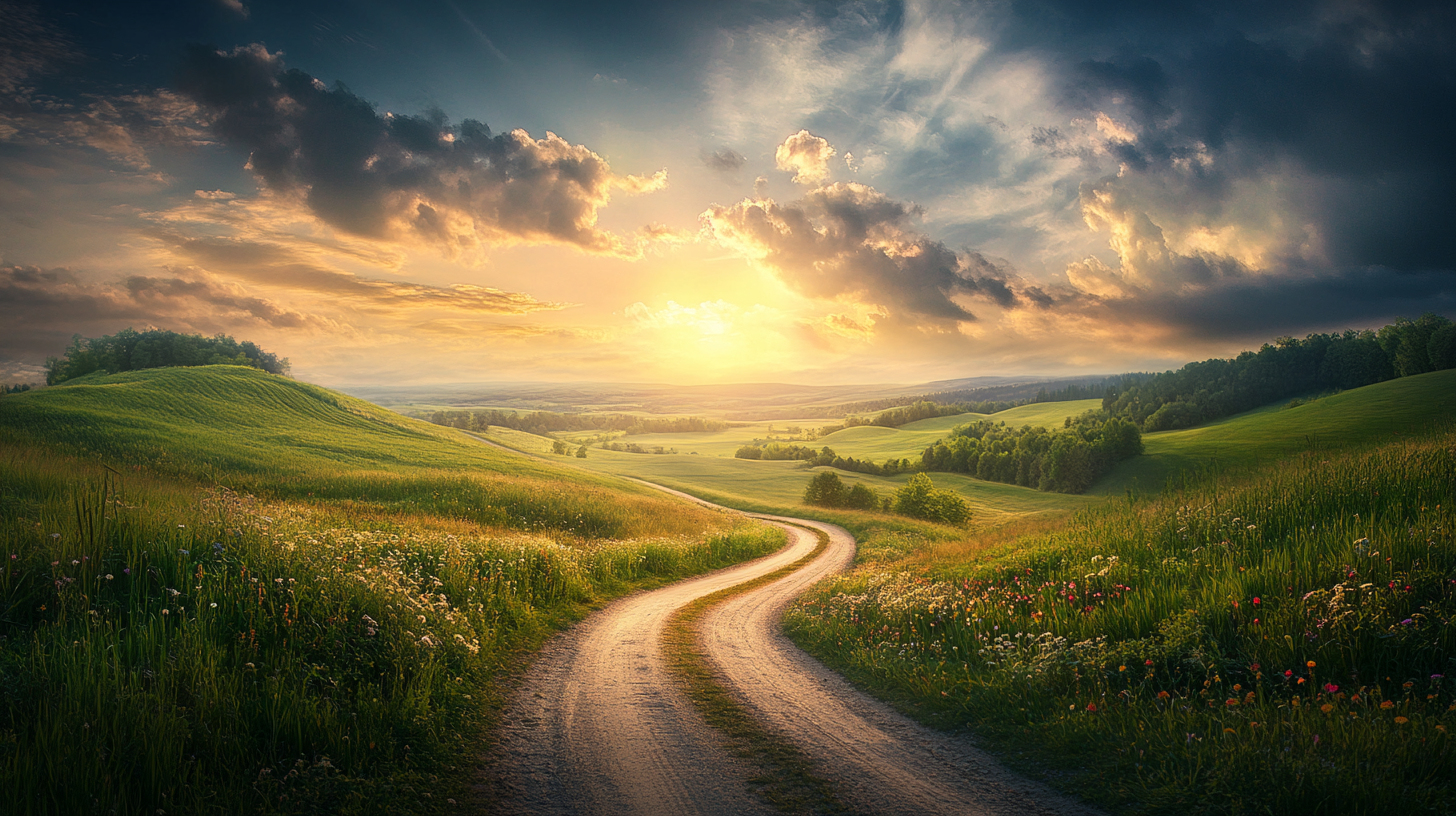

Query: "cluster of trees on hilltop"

xmin=2 ymin=383 xmax=34 ymax=395
xmin=1103 ymin=314 xmax=1456 ymax=431
xmin=44 ymin=329 xmax=289 ymax=385
xmin=734 ymin=443 xmax=918 ymax=477
xmin=920 ymin=410 xmax=1143 ymax=493
xmin=425 ymin=408 xmax=729 ymax=437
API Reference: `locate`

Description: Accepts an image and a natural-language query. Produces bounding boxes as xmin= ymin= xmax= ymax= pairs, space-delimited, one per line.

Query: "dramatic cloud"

xmin=0 ymin=263 xmax=334 ymax=359
xmin=148 ymin=230 xmax=572 ymax=314
xmin=1053 ymin=0 xmax=1456 ymax=272
xmin=774 ymin=130 xmax=836 ymax=185
xmin=703 ymin=181 xmax=1025 ymax=324
xmin=1064 ymin=177 xmax=1248 ymax=297
xmin=175 ymin=44 xmax=667 ymax=258
xmin=1096 ymin=267 xmax=1456 ymax=344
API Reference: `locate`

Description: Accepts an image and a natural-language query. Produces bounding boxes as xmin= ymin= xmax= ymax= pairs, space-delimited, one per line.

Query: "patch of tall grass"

xmin=785 ymin=430 xmax=1456 ymax=815
xmin=0 ymin=447 xmax=782 ymax=814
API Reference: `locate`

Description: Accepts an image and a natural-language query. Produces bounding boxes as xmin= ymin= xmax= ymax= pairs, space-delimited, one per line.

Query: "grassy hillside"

xmin=1096 ymin=369 xmax=1456 ymax=495
xmin=0 ymin=366 xmax=782 ymax=815
xmin=785 ymin=427 xmax=1456 ymax=815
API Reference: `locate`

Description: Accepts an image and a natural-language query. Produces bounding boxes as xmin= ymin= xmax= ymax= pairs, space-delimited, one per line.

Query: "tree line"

xmin=734 ymin=443 xmax=917 ymax=477
xmin=1102 ymin=314 xmax=1456 ymax=431
xmin=919 ymin=410 xmax=1143 ymax=494
xmin=44 ymin=329 xmax=289 ymax=385
xmin=424 ymin=408 xmax=730 ymax=437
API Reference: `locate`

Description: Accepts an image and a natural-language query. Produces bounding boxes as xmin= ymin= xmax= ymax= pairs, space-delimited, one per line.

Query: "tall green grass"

xmin=0 ymin=367 xmax=786 ymax=814
xmin=785 ymin=430 xmax=1456 ymax=815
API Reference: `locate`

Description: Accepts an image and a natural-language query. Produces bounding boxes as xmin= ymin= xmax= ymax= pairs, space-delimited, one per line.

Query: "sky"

xmin=1 ymin=0 xmax=1453 ymax=386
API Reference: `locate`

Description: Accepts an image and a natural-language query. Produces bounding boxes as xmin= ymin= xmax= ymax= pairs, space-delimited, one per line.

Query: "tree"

xmin=551 ymin=440 xmax=568 ymax=455
xmin=844 ymin=482 xmax=879 ymax=510
xmin=575 ymin=445 xmax=588 ymax=458
xmin=893 ymin=474 xmax=971 ymax=525
xmin=803 ymin=471 xmax=847 ymax=507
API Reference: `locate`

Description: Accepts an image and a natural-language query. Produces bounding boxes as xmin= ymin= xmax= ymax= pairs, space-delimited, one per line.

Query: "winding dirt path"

xmin=473 ymin=437 xmax=1097 ymax=814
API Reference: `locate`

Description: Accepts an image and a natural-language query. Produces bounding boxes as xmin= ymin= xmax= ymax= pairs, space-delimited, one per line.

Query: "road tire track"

xmin=472 ymin=440 xmax=1098 ymax=814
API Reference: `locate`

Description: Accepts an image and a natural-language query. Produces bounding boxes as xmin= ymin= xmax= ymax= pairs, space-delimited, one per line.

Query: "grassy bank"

xmin=783 ymin=429 xmax=1456 ymax=814
xmin=0 ymin=368 xmax=783 ymax=814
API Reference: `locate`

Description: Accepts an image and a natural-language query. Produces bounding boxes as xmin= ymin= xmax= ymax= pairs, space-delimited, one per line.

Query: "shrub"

xmin=893 ymin=474 xmax=971 ymax=525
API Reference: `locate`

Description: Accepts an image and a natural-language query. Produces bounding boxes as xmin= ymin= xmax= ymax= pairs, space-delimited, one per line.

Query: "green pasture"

xmin=786 ymin=426 xmax=1456 ymax=815
xmin=482 ymin=426 xmax=1093 ymax=523
xmin=1096 ymin=369 xmax=1456 ymax=495
xmin=0 ymin=366 xmax=786 ymax=815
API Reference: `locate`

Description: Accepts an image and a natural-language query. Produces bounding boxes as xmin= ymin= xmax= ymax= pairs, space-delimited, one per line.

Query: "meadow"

xmin=0 ymin=367 xmax=783 ymax=815
xmin=1096 ymin=370 xmax=1456 ymax=495
xmin=783 ymin=425 xmax=1456 ymax=814
xmin=481 ymin=425 xmax=1096 ymax=524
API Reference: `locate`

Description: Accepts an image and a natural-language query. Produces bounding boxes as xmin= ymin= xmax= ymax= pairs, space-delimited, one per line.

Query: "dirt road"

xmin=474 ymin=442 xmax=1096 ymax=814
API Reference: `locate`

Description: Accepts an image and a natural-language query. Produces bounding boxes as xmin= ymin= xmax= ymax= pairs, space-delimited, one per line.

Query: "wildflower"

xmin=1157 ymin=691 xmax=1171 ymax=699
xmin=1394 ymin=716 xmax=1409 ymax=724
xmin=1312 ymin=734 xmax=1320 ymax=746
xmin=1145 ymin=659 xmax=1154 ymax=666
xmin=1086 ymin=703 xmax=1097 ymax=712
xmin=1324 ymin=683 xmax=1339 ymax=693
xmin=123 ymin=568 xmax=130 ymax=574
xmin=1119 ymin=665 xmax=1127 ymax=672
xmin=1400 ymin=619 xmax=1413 ymax=626
xmin=1226 ymin=699 xmax=1239 ymax=707
xmin=210 ymin=603 xmax=217 ymax=608
xmin=105 ymin=574 xmax=113 ymax=580
xmin=1307 ymin=661 xmax=1316 ymax=668
xmin=1252 ymin=597 xmax=1261 ymax=605
xmin=50 ymin=533 xmax=60 ymax=540
xmin=1320 ymin=704 xmax=1334 ymax=713
xmin=1284 ymin=670 xmax=1294 ymax=678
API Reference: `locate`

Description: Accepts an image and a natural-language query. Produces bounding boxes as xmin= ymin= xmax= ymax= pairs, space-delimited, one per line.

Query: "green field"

xmin=0 ymin=366 xmax=782 ymax=815
xmin=483 ymin=426 xmax=1095 ymax=523
xmin=786 ymin=418 xmax=1456 ymax=814
xmin=1097 ymin=370 xmax=1456 ymax=495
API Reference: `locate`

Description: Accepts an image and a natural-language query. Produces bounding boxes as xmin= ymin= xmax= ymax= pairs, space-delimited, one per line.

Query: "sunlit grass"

xmin=784 ymin=429 xmax=1456 ymax=815
xmin=0 ymin=367 xmax=785 ymax=814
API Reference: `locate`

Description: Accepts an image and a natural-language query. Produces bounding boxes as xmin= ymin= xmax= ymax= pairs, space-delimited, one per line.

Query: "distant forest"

xmin=920 ymin=411 xmax=1143 ymax=493
xmin=424 ymin=408 xmax=731 ymax=437
xmin=44 ymin=329 xmax=289 ymax=385
xmin=1103 ymin=314 xmax=1456 ymax=431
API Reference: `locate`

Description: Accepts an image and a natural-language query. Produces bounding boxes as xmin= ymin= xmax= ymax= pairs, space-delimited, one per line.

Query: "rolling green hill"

xmin=0 ymin=366 xmax=780 ymax=815
xmin=0 ymin=365 xmax=604 ymax=481
xmin=1095 ymin=369 xmax=1456 ymax=495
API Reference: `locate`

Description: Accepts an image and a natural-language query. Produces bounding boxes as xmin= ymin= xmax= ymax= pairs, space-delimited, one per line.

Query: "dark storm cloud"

xmin=0 ymin=263 xmax=330 ymax=359
xmin=703 ymin=182 xmax=1030 ymax=323
xmin=173 ymin=44 xmax=664 ymax=256
xmin=1099 ymin=267 xmax=1456 ymax=343
xmin=1046 ymin=0 xmax=1456 ymax=271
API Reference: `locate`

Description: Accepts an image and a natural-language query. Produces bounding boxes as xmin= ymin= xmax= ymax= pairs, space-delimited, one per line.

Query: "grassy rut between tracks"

xmin=785 ymin=429 xmax=1456 ymax=815
xmin=663 ymin=525 xmax=851 ymax=815
xmin=0 ymin=367 xmax=782 ymax=815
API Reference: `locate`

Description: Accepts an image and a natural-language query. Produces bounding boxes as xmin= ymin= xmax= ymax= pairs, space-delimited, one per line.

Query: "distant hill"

xmin=1093 ymin=368 xmax=1456 ymax=495
xmin=0 ymin=365 xmax=683 ymax=508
